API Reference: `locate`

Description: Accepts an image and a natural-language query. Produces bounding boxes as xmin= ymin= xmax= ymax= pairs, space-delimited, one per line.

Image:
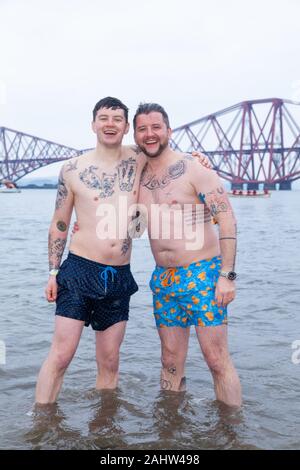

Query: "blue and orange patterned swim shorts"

xmin=150 ymin=256 xmax=227 ymax=329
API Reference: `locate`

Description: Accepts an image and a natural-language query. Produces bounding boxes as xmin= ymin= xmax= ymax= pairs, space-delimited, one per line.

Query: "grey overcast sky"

xmin=1 ymin=0 xmax=300 ymax=178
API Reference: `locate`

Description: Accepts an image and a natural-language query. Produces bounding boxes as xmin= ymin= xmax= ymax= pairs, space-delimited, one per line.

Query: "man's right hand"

xmin=45 ymin=276 xmax=58 ymax=302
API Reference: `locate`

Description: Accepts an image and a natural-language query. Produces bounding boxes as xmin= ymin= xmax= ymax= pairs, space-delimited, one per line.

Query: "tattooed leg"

xmin=159 ymin=327 xmax=190 ymax=392
xmin=160 ymin=364 xmax=186 ymax=392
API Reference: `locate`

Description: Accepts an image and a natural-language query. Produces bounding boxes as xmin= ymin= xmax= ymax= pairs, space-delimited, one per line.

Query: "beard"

xmin=138 ymin=139 xmax=169 ymax=158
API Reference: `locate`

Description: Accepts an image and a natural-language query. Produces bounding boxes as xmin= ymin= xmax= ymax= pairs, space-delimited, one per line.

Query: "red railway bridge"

xmin=1 ymin=98 xmax=300 ymax=190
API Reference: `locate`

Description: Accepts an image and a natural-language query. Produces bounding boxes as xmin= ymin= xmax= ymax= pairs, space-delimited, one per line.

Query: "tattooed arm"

xmin=191 ymin=164 xmax=237 ymax=306
xmin=45 ymin=163 xmax=74 ymax=302
xmin=49 ymin=163 xmax=74 ymax=271
xmin=194 ymin=166 xmax=237 ymax=271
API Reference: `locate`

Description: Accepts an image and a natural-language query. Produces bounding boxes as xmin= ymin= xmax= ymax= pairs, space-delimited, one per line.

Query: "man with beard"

xmin=134 ymin=103 xmax=242 ymax=408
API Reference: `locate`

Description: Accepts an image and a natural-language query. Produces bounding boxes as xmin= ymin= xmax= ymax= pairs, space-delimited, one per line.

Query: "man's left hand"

xmin=215 ymin=277 xmax=236 ymax=307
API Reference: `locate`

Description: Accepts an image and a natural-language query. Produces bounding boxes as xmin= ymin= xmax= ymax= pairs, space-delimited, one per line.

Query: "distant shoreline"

xmin=19 ymin=184 xmax=57 ymax=189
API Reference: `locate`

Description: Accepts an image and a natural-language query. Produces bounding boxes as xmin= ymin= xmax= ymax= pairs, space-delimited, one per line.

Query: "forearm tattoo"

xmin=121 ymin=207 xmax=144 ymax=254
xmin=219 ymin=237 xmax=236 ymax=240
xmin=55 ymin=172 xmax=68 ymax=210
xmin=56 ymin=221 xmax=67 ymax=232
xmin=219 ymin=222 xmax=237 ymax=271
xmin=49 ymin=236 xmax=67 ymax=270
xmin=141 ymin=160 xmax=186 ymax=190
xmin=232 ymin=223 xmax=237 ymax=270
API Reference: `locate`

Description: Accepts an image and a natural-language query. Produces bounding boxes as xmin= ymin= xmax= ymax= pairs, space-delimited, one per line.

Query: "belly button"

xmin=94 ymin=197 xmax=99 ymax=201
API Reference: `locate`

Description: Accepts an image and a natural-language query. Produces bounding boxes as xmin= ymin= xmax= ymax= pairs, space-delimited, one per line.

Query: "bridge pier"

xmin=231 ymin=183 xmax=244 ymax=190
xmin=279 ymin=181 xmax=292 ymax=190
xmin=264 ymin=183 xmax=277 ymax=190
xmin=247 ymin=183 xmax=259 ymax=190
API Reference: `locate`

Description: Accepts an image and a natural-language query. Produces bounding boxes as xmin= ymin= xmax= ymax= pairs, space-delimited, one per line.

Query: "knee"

xmin=51 ymin=350 xmax=73 ymax=374
xmin=161 ymin=345 xmax=181 ymax=370
xmin=97 ymin=351 xmax=119 ymax=374
xmin=203 ymin=349 xmax=226 ymax=375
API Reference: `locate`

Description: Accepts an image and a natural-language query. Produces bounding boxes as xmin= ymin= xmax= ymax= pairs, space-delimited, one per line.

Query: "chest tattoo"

xmin=79 ymin=157 xmax=137 ymax=198
xmin=79 ymin=165 xmax=117 ymax=198
xmin=117 ymin=157 xmax=137 ymax=191
xmin=141 ymin=160 xmax=186 ymax=190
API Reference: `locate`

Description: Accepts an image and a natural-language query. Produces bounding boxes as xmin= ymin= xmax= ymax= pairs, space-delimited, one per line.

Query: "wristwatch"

xmin=220 ymin=270 xmax=237 ymax=281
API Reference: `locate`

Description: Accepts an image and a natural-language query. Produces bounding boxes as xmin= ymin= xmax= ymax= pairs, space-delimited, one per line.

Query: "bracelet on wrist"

xmin=49 ymin=269 xmax=59 ymax=276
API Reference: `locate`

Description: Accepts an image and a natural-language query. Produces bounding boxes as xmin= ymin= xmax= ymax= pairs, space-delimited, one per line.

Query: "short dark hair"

xmin=133 ymin=102 xmax=170 ymax=130
xmin=93 ymin=96 xmax=129 ymax=122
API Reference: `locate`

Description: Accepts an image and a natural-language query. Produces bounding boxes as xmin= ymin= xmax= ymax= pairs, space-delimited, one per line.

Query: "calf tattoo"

xmin=160 ymin=364 xmax=178 ymax=390
xmin=161 ymin=379 xmax=173 ymax=390
xmin=141 ymin=160 xmax=186 ymax=190
xmin=168 ymin=366 xmax=177 ymax=375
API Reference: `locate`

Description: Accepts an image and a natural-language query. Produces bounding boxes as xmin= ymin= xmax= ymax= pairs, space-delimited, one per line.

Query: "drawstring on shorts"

xmin=99 ymin=266 xmax=118 ymax=293
xmin=159 ymin=267 xmax=177 ymax=287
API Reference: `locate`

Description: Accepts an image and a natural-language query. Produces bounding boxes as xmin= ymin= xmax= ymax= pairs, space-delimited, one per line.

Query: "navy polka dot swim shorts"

xmin=55 ymin=252 xmax=138 ymax=331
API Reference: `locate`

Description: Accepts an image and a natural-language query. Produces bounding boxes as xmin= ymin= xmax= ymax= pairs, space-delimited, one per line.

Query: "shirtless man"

xmin=133 ymin=103 xmax=242 ymax=408
xmin=35 ymin=97 xmax=145 ymax=404
xmin=35 ymin=97 xmax=209 ymax=404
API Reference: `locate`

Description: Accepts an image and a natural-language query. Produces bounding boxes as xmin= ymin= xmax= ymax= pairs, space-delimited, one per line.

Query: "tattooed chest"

xmin=141 ymin=160 xmax=186 ymax=191
xmin=79 ymin=158 xmax=137 ymax=198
